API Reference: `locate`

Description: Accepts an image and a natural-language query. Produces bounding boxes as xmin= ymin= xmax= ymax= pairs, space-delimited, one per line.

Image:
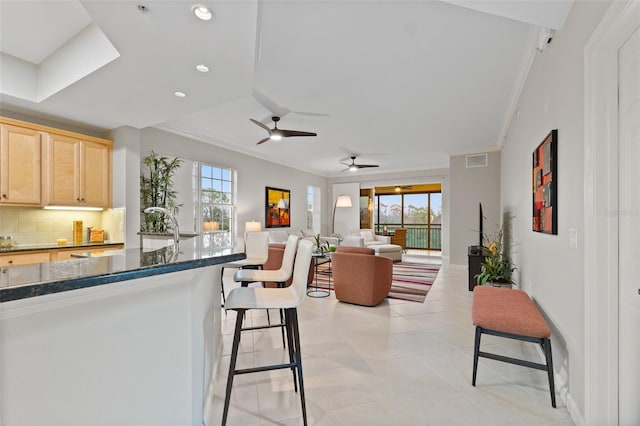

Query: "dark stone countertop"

xmin=0 ymin=238 xmax=244 ymax=303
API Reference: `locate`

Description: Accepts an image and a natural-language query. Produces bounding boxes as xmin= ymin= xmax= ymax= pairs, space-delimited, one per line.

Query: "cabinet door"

xmin=46 ymin=133 xmax=81 ymax=205
xmin=81 ymin=140 xmax=111 ymax=207
xmin=0 ymin=124 xmax=42 ymax=205
xmin=0 ymin=251 xmax=50 ymax=266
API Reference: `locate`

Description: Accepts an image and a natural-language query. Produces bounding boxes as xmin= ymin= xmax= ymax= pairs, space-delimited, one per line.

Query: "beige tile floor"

xmin=210 ymin=255 xmax=574 ymax=426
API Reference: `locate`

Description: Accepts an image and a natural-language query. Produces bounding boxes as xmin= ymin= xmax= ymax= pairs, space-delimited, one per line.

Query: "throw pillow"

xmin=360 ymin=230 xmax=375 ymax=243
xmin=300 ymin=229 xmax=315 ymax=238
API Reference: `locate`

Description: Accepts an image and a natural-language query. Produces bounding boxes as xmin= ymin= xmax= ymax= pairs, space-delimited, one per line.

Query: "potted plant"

xmin=140 ymin=151 xmax=183 ymax=233
xmin=475 ymin=225 xmax=516 ymax=288
xmin=313 ymin=234 xmax=330 ymax=254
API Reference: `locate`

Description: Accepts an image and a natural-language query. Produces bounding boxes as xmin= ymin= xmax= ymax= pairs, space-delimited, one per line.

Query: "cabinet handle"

xmin=7 ymin=260 xmax=13 ymax=264
xmin=80 ymin=198 xmax=85 ymax=202
xmin=1 ymin=194 xmax=6 ymax=198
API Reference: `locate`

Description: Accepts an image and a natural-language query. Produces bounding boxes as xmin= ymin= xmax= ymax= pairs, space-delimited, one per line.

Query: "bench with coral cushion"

xmin=331 ymin=246 xmax=392 ymax=306
xmin=472 ymin=286 xmax=556 ymax=408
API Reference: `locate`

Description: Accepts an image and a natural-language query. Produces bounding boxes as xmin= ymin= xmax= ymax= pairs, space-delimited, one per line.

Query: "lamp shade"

xmin=245 ymin=221 xmax=262 ymax=233
xmin=335 ymin=195 xmax=352 ymax=208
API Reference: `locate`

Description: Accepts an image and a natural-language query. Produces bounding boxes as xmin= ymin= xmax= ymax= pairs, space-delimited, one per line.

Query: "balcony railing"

xmin=376 ymin=224 xmax=441 ymax=250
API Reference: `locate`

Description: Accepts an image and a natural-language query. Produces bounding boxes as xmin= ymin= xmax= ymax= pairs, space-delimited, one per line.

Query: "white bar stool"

xmin=234 ymin=234 xmax=299 ymax=344
xmin=222 ymin=239 xmax=313 ymax=426
xmin=218 ymin=230 xmax=270 ymax=306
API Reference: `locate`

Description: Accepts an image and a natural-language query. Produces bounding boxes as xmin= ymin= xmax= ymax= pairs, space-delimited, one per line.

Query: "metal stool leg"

xmin=222 ymin=308 xmax=245 ymax=425
xmin=289 ymin=308 xmax=307 ymax=426
xmin=220 ymin=267 xmax=226 ymax=307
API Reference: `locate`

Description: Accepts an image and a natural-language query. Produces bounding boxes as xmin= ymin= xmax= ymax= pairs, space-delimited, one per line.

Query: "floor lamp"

xmin=332 ymin=194 xmax=352 ymax=234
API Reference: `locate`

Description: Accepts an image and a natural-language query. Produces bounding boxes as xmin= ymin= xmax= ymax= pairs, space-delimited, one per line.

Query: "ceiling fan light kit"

xmin=340 ymin=156 xmax=379 ymax=172
xmin=250 ymin=115 xmax=317 ymax=145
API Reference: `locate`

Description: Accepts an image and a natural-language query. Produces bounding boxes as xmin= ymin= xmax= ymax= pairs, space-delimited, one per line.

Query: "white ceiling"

xmin=0 ymin=0 xmax=573 ymax=177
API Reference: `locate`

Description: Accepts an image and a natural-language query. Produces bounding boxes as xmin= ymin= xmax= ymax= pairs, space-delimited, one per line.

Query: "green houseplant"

xmin=475 ymin=225 xmax=516 ymax=287
xmin=140 ymin=151 xmax=183 ymax=233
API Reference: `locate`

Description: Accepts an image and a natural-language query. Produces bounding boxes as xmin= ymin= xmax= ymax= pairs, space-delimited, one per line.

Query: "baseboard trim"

xmin=533 ymin=345 xmax=585 ymax=426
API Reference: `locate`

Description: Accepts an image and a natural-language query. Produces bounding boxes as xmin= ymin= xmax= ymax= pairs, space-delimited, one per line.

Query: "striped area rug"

xmin=313 ymin=261 xmax=440 ymax=303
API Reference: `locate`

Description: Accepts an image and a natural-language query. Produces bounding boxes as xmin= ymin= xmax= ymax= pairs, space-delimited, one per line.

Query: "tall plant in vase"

xmin=140 ymin=151 xmax=182 ymax=233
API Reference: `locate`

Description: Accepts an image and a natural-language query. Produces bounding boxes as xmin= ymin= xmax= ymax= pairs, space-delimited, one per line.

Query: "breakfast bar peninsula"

xmin=0 ymin=238 xmax=244 ymax=426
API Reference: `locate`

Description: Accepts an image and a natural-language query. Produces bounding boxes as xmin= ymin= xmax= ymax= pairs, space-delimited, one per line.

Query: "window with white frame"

xmin=193 ymin=163 xmax=235 ymax=249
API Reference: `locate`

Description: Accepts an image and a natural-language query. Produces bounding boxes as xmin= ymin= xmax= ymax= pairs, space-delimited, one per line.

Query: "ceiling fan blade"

xmin=292 ymin=111 xmax=331 ymax=118
xmin=356 ymin=164 xmax=379 ymax=168
xmin=250 ymin=118 xmax=271 ymax=132
xmin=256 ymin=137 xmax=271 ymax=145
xmin=280 ymin=130 xmax=317 ymax=137
xmin=252 ymin=89 xmax=290 ymax=118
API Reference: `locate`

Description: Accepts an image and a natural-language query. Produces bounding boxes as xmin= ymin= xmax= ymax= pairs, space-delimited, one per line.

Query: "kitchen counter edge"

xmin=0 ymin=249 xmax=245 ymax=303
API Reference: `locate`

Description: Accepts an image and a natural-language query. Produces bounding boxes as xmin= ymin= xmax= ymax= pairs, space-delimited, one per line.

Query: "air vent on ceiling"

xmin=466 ymin=153 xmax=488 ymax=168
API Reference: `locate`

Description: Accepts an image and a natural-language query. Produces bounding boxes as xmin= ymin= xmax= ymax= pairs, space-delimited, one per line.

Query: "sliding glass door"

xmin=374 ymin=191 xmax=442 ymax=250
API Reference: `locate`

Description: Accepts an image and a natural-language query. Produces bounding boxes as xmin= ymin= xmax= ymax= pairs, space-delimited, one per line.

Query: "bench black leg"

xmin=542 ymin=337 xmax=556 ymax=408
xmin=472 ymin=326 xmax=482 ymax=386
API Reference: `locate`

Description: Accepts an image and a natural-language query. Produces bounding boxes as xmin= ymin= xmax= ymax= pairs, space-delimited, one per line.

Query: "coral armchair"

xmin=331 ymin=246 xmax=393 ymax=306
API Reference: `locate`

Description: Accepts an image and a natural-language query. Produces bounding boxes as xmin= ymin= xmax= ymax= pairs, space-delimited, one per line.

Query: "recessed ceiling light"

xmin=195 ymin=64 xmax=210 ymax=73
xmin=192 ymin=5 xmax=213 ymax=21
xmin=174 ymin=91 xmax=187 ymax=98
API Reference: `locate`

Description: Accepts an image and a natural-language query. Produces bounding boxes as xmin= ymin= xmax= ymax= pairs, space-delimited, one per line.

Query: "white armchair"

xmin=342 ymin=229 xmax=390 ymax=248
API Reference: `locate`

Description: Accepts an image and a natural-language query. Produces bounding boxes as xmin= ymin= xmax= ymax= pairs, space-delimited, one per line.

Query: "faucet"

xmin=144 ymin=207 xmax=180 ymax=247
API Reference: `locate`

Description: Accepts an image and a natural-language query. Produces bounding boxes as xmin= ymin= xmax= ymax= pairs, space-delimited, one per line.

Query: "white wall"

xmin=449 ymin=151 xmax=501 ymax=265
xmin=109 ymin=126 xmax=140 ymax=247
xmin=500 ymin=0 xmax=611 ymax=420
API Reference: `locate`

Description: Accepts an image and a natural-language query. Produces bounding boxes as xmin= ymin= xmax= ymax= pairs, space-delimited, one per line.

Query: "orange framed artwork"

xmin=265 ymin=186 xmax=290 ymax=228
xmin=532 ymin=130 xmax=557 ymax=234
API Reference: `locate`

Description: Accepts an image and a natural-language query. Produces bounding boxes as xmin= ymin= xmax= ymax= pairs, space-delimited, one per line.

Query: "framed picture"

xmin=532 ymin=130 xmax=558 ymax=234
xmin=265 ymin=186 xmax=290 ymax=228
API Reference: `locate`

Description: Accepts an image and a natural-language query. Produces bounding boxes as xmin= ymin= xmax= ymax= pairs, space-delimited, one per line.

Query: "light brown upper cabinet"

xmin=0 ymin=124 xmax=43 ymax=206
xmin=46 ymin=134 xmax=112 ymax=208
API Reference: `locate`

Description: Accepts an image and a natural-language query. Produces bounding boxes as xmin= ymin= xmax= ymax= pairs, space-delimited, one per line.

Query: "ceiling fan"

xmin=250 ymin=116 xmax=317 ymax=145
xmin=340 ymin=156 xmax=379 ymax=172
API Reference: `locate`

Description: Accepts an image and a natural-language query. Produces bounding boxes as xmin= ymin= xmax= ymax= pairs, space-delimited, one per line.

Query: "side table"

xmin=307 ymin=253 xmax=331 ymax=298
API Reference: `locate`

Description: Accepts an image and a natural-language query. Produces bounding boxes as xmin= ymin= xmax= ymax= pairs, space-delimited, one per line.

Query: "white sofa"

xmin=268 ymin=229 xmax=339 ymax=247
xmin=342 ymin=229 xmax=391 ymax=248
xmin=342 ymin=229 xmax=403 ymax=261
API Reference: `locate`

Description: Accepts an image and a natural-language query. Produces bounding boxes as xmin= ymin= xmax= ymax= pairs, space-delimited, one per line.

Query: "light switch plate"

xmin=569 ymin=228 xmax=578 ymax=249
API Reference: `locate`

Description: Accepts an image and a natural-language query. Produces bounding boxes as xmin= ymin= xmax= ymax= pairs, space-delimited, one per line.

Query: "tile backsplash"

xmin=0 ymin=206 xmax=125 ymax=246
